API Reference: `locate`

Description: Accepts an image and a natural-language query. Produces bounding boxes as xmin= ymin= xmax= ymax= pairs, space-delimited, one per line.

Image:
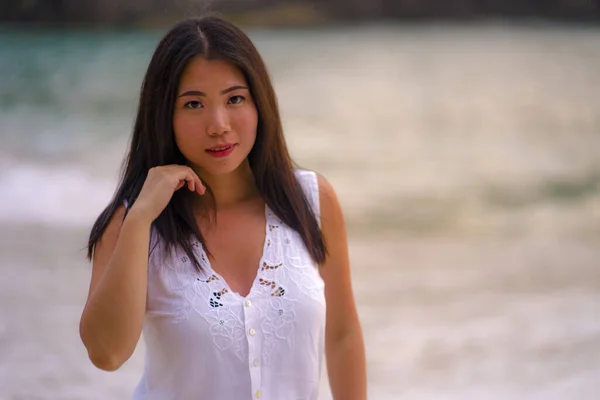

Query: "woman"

xmin=79 ymin=14 xmax=366 ymax=400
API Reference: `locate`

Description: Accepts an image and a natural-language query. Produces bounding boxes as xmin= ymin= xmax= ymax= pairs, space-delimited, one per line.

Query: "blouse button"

xmin=255 ymin=390 xmax=261 ymax=398
xmin=249 ymin=328 xmax=256 ymax=336
xmin=245 ymin=299 xmax=252 ymax=307
xmin=253 ymin=358 xmax=259 ymax=367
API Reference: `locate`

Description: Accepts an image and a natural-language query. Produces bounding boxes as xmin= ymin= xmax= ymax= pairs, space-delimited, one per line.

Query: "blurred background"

xmin=1 ymin=1 xmax=600 ymax=399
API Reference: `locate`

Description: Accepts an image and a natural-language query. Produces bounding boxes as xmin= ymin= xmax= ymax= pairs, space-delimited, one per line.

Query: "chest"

xmin=146 ymin=212 xmax=326 ymax=361
xmin=199 ymin=204 xmax=267 ymax=297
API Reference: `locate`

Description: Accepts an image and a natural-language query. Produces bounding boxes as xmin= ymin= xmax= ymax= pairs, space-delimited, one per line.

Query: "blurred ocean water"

xmin=0 ymin=22 xmax=599 ymax=399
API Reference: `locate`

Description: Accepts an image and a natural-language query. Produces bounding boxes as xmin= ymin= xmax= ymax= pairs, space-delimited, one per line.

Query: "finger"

xmin=176 ymin=170 xmax=190 ymax=191
xmin=187 ymin=175 xmax=195 ymax=192
xmin=196 ymin=177 xmax=206 ymax=195
xmin=184 ymin=167 xmax=204 ymax=195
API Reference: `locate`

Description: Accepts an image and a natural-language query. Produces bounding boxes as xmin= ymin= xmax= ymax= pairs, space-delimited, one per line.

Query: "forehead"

xmin=178 ymin=56 xmax=247 ymax=89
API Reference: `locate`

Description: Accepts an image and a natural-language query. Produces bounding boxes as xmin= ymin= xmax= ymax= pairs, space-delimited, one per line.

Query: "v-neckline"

xmin=199 ymin=203 xmax=272 ymax=299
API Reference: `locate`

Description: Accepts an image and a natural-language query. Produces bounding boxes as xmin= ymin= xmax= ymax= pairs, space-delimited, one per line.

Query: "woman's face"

xmin=173 ymin=56 xmax=258 ymax=177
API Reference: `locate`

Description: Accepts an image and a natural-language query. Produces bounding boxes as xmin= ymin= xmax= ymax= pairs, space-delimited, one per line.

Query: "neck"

xmin=194 ymin=161 xmax=260 ymax=210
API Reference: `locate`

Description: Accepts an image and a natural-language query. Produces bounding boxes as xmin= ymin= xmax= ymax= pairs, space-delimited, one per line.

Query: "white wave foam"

xmin=0 ymin=163 xmax=117 ymax=227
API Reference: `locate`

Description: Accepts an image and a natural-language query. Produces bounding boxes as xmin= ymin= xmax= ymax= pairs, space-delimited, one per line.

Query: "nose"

xmin=206 ymin=107 xmax=231 ymax=137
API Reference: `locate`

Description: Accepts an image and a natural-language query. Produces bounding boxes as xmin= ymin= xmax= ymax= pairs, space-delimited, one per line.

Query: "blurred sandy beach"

xmin=1 ymin=22 xmax=599 ymax=399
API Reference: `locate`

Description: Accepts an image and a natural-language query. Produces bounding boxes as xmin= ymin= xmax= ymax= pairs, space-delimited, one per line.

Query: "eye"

xmin=228 ymin=95 xmax=245 ymax=105
xmin=184 ymin=101 xmax=203 ymax=109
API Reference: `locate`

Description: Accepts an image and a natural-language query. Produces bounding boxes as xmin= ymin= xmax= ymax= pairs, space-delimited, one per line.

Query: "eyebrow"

xmin=178 ymin=85 xmax=249 ymax=97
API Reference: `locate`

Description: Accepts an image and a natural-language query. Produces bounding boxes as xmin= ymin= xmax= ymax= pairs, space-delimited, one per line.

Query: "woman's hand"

xmin=128 ymin=165 xmax=205 ymax=223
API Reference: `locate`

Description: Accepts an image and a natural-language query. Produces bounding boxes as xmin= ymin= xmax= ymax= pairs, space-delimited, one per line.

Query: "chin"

xmin=198 ymin=157 xmax=249 ymax=177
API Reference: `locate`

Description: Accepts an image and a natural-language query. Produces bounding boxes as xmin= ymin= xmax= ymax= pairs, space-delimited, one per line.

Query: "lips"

xmin=208 ymin=145 xmax=232 ymax=151
xmin=206 ymin=143 xmax=236 ymax=158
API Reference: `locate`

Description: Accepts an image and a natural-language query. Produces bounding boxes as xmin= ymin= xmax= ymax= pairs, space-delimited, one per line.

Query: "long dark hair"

xmin=86 ymin=14 xmax=326 ymax=270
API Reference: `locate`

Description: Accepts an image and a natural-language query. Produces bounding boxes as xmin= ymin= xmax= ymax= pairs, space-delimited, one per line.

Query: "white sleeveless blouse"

xmin=133 ymin=170 xmax=326 ymax=400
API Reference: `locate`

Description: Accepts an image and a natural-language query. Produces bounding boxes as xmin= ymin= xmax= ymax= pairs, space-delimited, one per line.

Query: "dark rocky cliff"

xmin=1 ymin=0 xmax=599 ymax=27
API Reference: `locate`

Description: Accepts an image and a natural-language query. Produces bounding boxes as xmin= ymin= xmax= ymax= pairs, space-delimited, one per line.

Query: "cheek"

xmin=173 ymin=115 xmax=204 ymax=147
xmin=234 ymin=108 xmax=259 ymax=141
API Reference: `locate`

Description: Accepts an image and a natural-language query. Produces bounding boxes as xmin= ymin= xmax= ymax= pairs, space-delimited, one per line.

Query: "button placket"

xmin=244 ymin=296 xmax=262 ymax=400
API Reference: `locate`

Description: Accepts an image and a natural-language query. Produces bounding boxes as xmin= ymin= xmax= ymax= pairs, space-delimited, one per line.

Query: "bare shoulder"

xmin=315 ymin=173 xmax=348 ymax=268
xmin=316 ymin=173 xmax=335 ymax=197
xmin=95 ymin=205 xmax=127 ymax=256
xmin=316 ymin=173 xmax=344 ymax=224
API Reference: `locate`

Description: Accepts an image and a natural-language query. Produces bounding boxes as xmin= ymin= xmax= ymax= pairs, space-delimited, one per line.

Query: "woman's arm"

xmin=318 ymin=174 xmax=367 ymax=400
xmin=79 ymin=205 xmax=152 ymax=371
xmin=79 ymin=165 xmax=205 ymax=371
